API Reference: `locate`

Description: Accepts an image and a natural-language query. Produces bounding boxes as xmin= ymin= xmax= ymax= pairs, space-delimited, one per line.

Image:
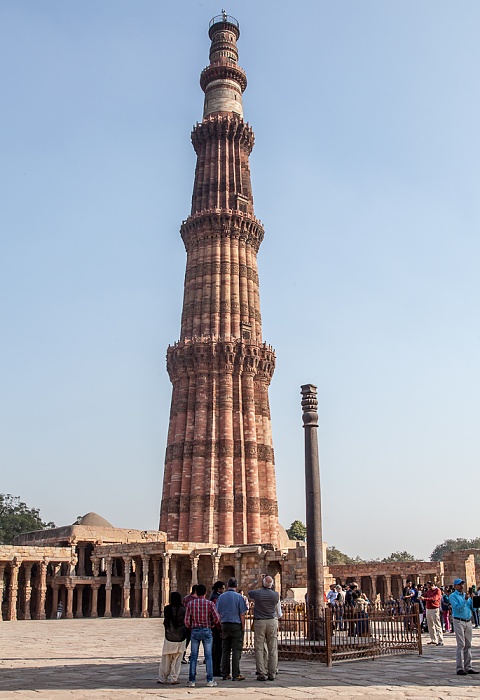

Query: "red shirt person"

xmin=423 ymin=584 xmax=442 ymax=609
xmin=421 ymin=581 xmax=444 ymax=646
xmin=184 ymin=584 xmax=221 ymax=687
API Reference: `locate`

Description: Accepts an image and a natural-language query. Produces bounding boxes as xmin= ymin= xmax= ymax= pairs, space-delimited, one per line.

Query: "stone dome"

xmin=75 ymin=512 xmax=114 ymax=528
xmin=278 ymin=523 xmax=291 ymax=549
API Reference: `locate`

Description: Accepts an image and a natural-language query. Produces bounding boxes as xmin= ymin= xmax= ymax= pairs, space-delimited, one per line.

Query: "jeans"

xmin=189 ymin=627 xmax=213 ymax=682
xmin=221 ymin=622 xmax=244 ymax=678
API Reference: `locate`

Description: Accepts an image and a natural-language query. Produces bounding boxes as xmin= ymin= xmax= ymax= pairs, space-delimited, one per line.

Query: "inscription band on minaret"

xmin=160 ymin=15 xmax=278 ymax=547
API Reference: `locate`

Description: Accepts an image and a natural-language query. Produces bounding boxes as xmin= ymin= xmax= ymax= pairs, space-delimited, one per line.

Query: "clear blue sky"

xmin=1 ymin=1 xmax=479 ymax=561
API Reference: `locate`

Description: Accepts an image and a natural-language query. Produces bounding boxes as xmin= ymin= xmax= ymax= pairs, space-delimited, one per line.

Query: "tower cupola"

xmin=201 ymin=13 xmax=247 ymax=118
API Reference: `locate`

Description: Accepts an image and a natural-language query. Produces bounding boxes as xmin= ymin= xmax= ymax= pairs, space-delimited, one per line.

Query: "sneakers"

xmin=187 ymin=680 xmax=196 ymax=687
xmin=206 ymin=680 xmax=217 ymax=687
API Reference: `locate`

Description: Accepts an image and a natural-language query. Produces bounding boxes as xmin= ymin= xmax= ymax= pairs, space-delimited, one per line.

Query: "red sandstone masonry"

xmin=160 ymin=18 xmax=278 ymax=547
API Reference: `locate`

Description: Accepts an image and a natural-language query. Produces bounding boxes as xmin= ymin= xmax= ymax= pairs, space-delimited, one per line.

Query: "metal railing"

xmin=209 ymin=14 xmax=239 ymax=30
xmin=244 ymin=602 xmax=422 ymax=666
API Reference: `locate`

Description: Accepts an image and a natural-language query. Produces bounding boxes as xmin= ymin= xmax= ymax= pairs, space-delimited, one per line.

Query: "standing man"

xmin=209 ymin=581 xmax=225 ymax=678
xmin=449 ymin=578 xmax=479 ymax=675
xmin=421 ymin=581 xmax=444 ymax=646
xmin=326 ymin=584 xmax=338 ymax=605
xmin=184 ymin=584 xmax=220 ymax=688
xmin=248 ymin=576 xmax=279 ymax=682
xmin=216 ymin=577 xmax=247 ymax=681
xmin=181 ymin=585 xmax=197 ymax=664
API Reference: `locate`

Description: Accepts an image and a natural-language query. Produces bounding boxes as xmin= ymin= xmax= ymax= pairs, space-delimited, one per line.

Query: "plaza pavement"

xmin=0 ymin=619 xmax=479 ymax=700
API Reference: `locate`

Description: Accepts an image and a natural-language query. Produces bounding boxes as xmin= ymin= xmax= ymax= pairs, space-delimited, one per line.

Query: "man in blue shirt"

xmin=216 ymin=577 xmax=247 ymax=681
xmin=449 ymin=578 xmax=479 ymax=675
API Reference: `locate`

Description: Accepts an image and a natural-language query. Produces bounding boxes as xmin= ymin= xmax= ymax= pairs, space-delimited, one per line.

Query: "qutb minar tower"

xmin=160 ymin=13 xmax=278 ymax=547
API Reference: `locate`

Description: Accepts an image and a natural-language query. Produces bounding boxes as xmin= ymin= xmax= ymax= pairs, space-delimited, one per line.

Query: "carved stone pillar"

xmin=152 ymin=558 xmax=160 ymax=618
xmin=211 ymin=553 xmax=220 ymax=587
xmin=0 ymin=563 xmax=5 ymax=621
xmin=51 ymin=583 xmax=59 ymax=620
xmin=75 ymin=584 xmax=84 ymax=618
xmin=78 ymin=545 xmax=86 ymax=576
xmin=235 ymin=552 xmax=242 ymax=588
xmin=66 ymin=584 xmax=74 ymax=619
xmin=23 ymin=563 xmax=33 ymax=620
xmin=122 ymin=557 xmax=132 ymax=618
xmin=161 ymin=553 xmax=171 ymax=615
xmin=36 ymin=561 xmax=47 ymax=620
xmin=7 ymin=559 xmax=20 ymax=621
xmin=170 ymin=557 xmax=178 ymax=593
xmin=133 ymin=559 xmax=142 ymax=617
xmin=190 ymin=554 xmax=199 ymax=587
xmin=141 ymin=555 xmax=150 ymax=618
xmin=370 ymin=575 xmax=377 ymax=602
xmin=91 ymin=583 xmax=100 ymax=618
xmin=91 ymin=557 xmax=100 ymax=578
xmin=385 ymin=574 xmax=392 ymax=598
xmin=104 ymin=557 xmax=112 ymax=618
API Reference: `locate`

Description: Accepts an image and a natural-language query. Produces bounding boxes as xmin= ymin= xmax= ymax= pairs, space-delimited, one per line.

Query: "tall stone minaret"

xmin=160 ymin=14 xmax=278 ymax=547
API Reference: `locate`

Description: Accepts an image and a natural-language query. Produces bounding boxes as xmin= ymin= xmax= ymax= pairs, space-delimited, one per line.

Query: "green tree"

xmin=381 ymin=551 xmax=417 ymax=563
xmin=0 ymin=494 xmax=55 ymax=545
xmin=286 ymin=520 xmax=307 ymax=541
xmin=326 ymin=546 xmax=364 ymax=565
xmin=431 ymin=538 xmax=480 ymax=564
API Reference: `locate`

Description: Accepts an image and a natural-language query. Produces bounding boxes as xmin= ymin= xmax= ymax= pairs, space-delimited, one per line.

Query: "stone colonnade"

xmin=329 ymin=563 xmax=445 ymax=602
xmin=1 ymin=546 xmax=252 ymax=621
xmin=0 ymin=546 xmax=74 ymax=622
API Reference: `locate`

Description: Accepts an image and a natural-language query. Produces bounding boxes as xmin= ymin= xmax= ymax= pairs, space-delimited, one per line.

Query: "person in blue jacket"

xmin=449 ymin=578 xmax=479 ymax=676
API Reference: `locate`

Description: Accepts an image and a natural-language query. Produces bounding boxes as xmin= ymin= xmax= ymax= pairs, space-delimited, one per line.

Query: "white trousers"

xmin=158 ymin=651 xmax=183 ymax=683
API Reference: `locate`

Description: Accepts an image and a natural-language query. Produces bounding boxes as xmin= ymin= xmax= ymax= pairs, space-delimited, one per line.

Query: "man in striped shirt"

xmin=185 ymin=584 xmax=221 ymax=688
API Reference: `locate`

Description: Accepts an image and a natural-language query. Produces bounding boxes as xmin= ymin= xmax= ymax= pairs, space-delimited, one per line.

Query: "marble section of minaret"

xmin=160 ymin=16 xmax=278 ymax=547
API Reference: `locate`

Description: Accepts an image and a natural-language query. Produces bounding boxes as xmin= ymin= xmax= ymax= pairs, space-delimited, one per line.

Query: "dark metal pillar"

xmin=301 ymin=384 xmax=325 ymax=613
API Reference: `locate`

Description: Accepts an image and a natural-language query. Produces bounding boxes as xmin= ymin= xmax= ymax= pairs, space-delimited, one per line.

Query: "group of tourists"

xmin=402 ymin=577 xmax=479 ymax=676
xmin=157 ymin=574 xmax=280 ymax=687
xmin=326 ymin=578 xmax=479 ymax=676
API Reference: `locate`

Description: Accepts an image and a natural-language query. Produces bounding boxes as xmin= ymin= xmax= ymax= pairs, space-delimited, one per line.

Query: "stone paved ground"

xmin=0 ymin=619 xmax=479 ymax=700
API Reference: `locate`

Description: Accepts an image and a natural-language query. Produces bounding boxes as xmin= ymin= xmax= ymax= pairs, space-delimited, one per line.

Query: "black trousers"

xmin=221 ymin=622 xmax=244 ymax=678
xmin=212 ymin=626 xmax=222 ymax=676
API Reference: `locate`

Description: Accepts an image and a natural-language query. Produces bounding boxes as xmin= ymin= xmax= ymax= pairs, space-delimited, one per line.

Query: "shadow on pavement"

xmin=0 ymin=657 xmax=480 ymax=692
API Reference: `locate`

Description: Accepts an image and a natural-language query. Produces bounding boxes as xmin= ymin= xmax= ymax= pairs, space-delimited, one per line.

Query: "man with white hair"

xmin=248 ymin=575 xmax=279 ymax=681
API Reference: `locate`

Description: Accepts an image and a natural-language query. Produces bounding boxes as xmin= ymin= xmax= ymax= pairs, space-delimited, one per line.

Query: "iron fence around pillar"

xmin=243 ymin=602 xmax=422 ymax=666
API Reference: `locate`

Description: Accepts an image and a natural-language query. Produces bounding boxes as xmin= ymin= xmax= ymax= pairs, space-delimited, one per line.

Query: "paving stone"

xmin=0 ymin=619 xmax=479 ymax=699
